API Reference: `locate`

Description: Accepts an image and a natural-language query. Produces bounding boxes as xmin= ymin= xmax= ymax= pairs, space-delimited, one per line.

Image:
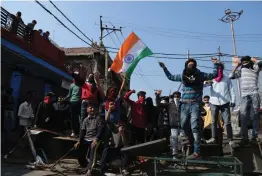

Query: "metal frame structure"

xmin=152 ymin=156 xmax=243 ymax=176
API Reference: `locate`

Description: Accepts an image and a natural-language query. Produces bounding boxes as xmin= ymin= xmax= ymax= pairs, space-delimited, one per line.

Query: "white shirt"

xmin=18 ymin=101 xmax=34 ymax=119
xmin=208 ymin=75 xmax=236 ymax=106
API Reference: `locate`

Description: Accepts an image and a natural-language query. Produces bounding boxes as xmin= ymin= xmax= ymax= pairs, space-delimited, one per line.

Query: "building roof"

xmin=60 ymin=47 xmax=101 ymax=56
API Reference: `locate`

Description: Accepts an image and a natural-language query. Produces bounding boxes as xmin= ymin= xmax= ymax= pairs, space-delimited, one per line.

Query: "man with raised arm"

xmin=203 ymin=61 xmax=237 ymax=149
xmin=229 ymin=56 xmax=262 ymax=145
xmin=159 ymin=58 xmax=221 ymax=159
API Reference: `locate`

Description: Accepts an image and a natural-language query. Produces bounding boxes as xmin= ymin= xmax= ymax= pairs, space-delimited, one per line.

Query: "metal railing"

xmin=1 ymin=7 xmax=26 ymax=39
xmin=1 ymin=6 xmax=61 ymax=48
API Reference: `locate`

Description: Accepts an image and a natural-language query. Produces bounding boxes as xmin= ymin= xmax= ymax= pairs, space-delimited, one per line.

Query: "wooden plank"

xmin=121 ymin=138 xmax=169 ymax=157
xmin=53 ymin=136 xmax=78 ymax=142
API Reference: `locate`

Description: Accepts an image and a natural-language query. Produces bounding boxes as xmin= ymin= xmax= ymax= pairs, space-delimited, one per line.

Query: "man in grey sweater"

xmin=229 ymin=56 xmax=262 ymax=145
xmin=74 ymin=102 xmax=105 ymax=176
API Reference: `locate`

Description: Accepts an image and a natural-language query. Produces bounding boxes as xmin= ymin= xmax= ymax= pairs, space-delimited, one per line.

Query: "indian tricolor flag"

xmin=110 ymin=32 xmax=153 ymax=78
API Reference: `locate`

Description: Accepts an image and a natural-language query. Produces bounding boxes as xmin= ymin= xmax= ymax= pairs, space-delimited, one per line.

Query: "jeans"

xmin=240 ymin=93 xmax=260 ymax=140
xmin=81 ymin=100 xmax=88 ymax=123
xmin=170 ymin=128 xmax=179 ymax=154
xmin=180 ymin=103 xmax=201 ymax=154
xmin=211 ymin=103 xmax=233 ymax=140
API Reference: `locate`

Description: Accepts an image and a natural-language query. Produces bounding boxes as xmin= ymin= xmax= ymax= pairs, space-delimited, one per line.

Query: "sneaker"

xmin=206 ymin=138 xmax=216 ymax=144
xmin=172 ymin=153 xmax=182 ymax=160
xmin=251 ymin=138 xmax=260 ymax=143
xmin=121 ymin=169 xmax=129 ymax=175
xmin=240 ymin=140 xmax=251 ymax=147
xmin=186 ymin=153 xmax=200 ymax=160
xmin=229 ymin=141 xmax=239 ymax=149
xmin=86 ymin=170 xmax=92 ymax=176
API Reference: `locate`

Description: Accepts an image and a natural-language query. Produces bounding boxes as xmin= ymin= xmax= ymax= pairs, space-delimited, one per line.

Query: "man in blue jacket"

xmin=159 ymin=58 xmax=220 ymax=159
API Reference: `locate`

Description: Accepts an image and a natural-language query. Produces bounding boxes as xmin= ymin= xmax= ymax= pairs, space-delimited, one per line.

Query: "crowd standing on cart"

xmin=2 ymin=56 xmax=262 ymax=176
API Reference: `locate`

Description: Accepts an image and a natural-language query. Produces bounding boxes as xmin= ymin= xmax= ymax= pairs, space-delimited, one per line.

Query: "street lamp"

xmin=219 ymin=9 xmax=243 ymax=101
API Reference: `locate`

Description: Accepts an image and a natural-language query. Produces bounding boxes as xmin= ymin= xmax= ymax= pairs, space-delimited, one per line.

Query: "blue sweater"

xmin=163 ymin=65 xmax=218 ymax=103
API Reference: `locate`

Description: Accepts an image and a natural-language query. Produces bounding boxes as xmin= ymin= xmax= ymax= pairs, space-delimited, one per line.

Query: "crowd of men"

xmin=2 ymin=56 xmax=261 ymax=176
xmin=8 ymin=11 xmax=50 ymax=42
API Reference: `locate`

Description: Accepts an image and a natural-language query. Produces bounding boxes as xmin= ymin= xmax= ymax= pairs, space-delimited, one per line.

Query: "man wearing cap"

xmin=124 ymin=89 xmax=147 ymax=145
xmin=74 ymin=102 xmax=105 ymax=176
xmin=159 ymin=58 xmax=221 ymax=159
xmin=229 ymin=56 xmax=262 ymax=145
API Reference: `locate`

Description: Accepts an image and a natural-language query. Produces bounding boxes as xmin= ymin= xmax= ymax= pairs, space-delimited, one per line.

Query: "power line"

xmin=49 ymin=0 xmax=93 ymax=44
xmin=106 ymin=29 xmax=118 ymax=48
xmin=99 ymin=21 xmax=262 ymax=43
xmin=101 ymin=18 xmax=262 ymax=38
xmin=35 ymin=0 xmax=93 ymax=47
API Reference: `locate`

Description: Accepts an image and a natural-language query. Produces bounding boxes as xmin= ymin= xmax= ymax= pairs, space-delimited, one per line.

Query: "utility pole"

xmin=220 ymin=9 xmax=243 ymax=102
xmin=99 ymin=16 xmax=122 ymax=91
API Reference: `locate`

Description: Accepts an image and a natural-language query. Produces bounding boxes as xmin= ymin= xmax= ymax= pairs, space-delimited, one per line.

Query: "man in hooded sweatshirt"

xmin=229 ymin=56 xmax=262 ymax=145
xmin=159 ymin=58 xmax=221 ymax=159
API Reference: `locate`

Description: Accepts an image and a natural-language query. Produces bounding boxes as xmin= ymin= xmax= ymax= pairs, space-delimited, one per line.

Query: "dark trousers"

xmin=145 ymin=124 xmax=158 ymax=142
xmin=157 ymin=126 xmax=170 ymax=139
xmin=203 ymin=128 xmax=223 ymax=155
xmin=100 ymin=146 xmax=128 ymax=171
xmin=77 ymin=140 xmax=101 ymax=170
xmin=70 ymin=102 xmax=81 ymax=135
xmin=129 ymin=124 xmax=145 ymax=146
xmin=211 ymin=103 xmax=233 ymax=140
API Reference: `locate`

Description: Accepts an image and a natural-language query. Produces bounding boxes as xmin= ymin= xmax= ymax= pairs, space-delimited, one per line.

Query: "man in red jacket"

xmin=124 ymin=90 xmax=147 ymax=145
xmin=80 ymin=73 xmax=104 ymax=125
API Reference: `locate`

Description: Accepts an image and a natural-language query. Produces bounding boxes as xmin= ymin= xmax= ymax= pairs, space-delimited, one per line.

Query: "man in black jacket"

xmin=155 ymin=90 xmax=182 ymax=157
xmin=155 ymin=90 xmax=170 ymax=139
xmin=145 ymin=97 xmax=159 ymax=141
xmin=74 ymin=102 xmax=105 ymax=176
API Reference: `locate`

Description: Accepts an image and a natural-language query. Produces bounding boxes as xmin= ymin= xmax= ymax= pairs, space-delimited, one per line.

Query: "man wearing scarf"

xmin=159 ymin=58 xmax=221 ymax=160
xmin=65 ymin=72 xmax=83 ymax=137
xmin=34 ymin=92 xmax=56 ymax=129
xmin=80 ymin=73 xmax=103 ymax=126
xmin=155 ymin=90 xmax=181 ymax=158
xmin=124 ymin=90 xmax=147 ymax=145
xmin=229 ymin=56 xmax=262 ymax=145
xmin=203 ymin=61 xmax=237 ymax=148
xmin=99 ymin=77 xmax=129 ymax=175
xmin=155 ymin=92 xmax=170 ymax=139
